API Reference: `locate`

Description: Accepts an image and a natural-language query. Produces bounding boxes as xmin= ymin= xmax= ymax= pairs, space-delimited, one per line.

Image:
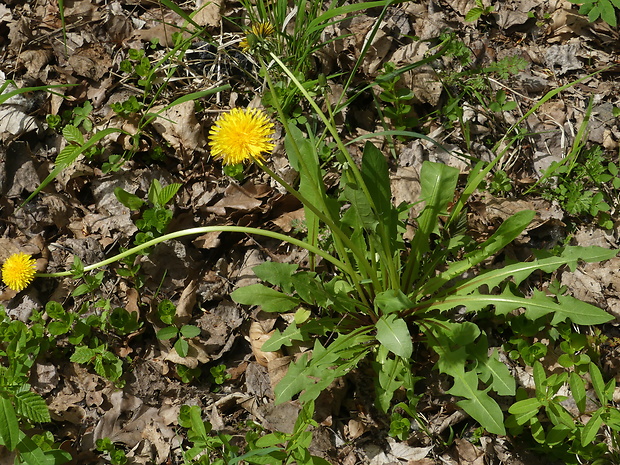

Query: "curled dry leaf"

xmin=347 ymin=418 xmax=367 ymax=440
xmin=174 ymin=278 xmax=198 ymax=325
xmin=249 ymin=320 xmax=283 ymax=367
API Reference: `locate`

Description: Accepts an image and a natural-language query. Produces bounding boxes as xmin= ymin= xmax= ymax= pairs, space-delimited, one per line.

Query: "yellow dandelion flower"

xmin=209 ymin=108 xmax=275 ymax=165
xmin=2 ymin=252 xmax=36 ymax=292
xmin=239 ymin=22 xmax=276 ymax=51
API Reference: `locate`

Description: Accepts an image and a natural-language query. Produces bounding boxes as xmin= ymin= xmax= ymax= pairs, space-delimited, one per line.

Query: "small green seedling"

xmin=113 ymin=179 xmax=181 ymax=283
xmin=156 ymin=325 xmax=201 ymax=358
xmin=108 ymin=307 xmax=142 ymax=335
xmin=209 ymin=364 xmax=231 ymax=385
xmin=70 ymin=256 xmax=105 ymax=297
xmin=115 ymin=178 xmax=181 ymax=244
xmin=119 ymin=48 xmax=153 ymax=89
xmin=376 ymin=62 xmax=418 ymax=135
xmin=157 ymin=299 xmax=176 ymax=325
xmin=176 ymin=364 xmax=201 ymax=384
xmin=110 ymin=95 xmax=143 ymax=117
xmin=389 ymin=412 xmax=411 ymax=441
xmin=465 ymin=0 xmax=495 ymax=22
xmin=489 ymin=90 xmax=517 ymax=112
xmin=70 ymin=343 xmax=124 ymax=384
xmin=96 ymin=438 xmax=127 ymax=465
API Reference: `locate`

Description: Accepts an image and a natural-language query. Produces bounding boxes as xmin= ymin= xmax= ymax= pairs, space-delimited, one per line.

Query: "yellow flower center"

xmin=2 ymin=252 xmax=37 ymax=292
xmin=209 ymin=108 xmax=275 ymax=165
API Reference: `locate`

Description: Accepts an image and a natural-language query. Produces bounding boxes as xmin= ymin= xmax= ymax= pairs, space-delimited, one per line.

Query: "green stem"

xmin=35 ymin=226 xmax=352 ymax=279
xmin=269 ymin=53 xmax=395 ymax=292
xmin=258 ymin=162 xmax=378 ymax=302
xmin=259 ymin=60 xmax=380 ymax=293
xmin=269 ymin=53 xmax=366 ymax=190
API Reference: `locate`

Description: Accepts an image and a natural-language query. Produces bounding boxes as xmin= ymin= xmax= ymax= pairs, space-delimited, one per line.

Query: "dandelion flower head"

xmin=2 ymin=252 xmax=36 ymax=292
xmin=239 ymin=22 xmax=276 ymax=51
xmin=209 ymin=108 xmax=275 ymax=165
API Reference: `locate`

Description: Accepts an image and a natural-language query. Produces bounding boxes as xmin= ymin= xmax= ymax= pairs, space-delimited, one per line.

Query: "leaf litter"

xmin=0 ymin=0 xmax=620 ymax=463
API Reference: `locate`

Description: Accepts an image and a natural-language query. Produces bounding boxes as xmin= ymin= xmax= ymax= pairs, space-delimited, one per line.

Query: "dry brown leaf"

xmin=47 ymin=381 xmax=87 ymax=424
xmin=162 ymin=337 xmax=211 ymax=368
xmin=267 ymin=355 xmax=292 ymax=394
xmin=0 ymin=82 xmax=38 ymax=138
xmin=17 ymin=49 xmax=53 ymax=75
xmin=257 ymin=401 xmax=301 ymax=434
xmin=67 ymin=45 xmax=112 ymax=80
xmin=82 ymin=212 xmax=138 ymax=238
xmin=150 ymin=100 xmax=208 ymax=160
xmin=388 ymin=438 xmax=432 ymax=461
xmin=561 ymin=258 xmax=620 ymax=315
xmin=130 ymin=8 xmax=186 ymax=47
xmin=470 ymin=196 xmax=564 ymax=232
xmin=549 ymin=6 xmax=602 ymax=42
xmin=249 ymin=320 xmax=282 ymax=367
xmin=175 ymin=278 xmax=198 ymax=325
xmin=234 ymin=248 xmax=264 ymax=288
xmin=194 ymin=0 xmax=221 ymax=28
xmin=496 ymin=0 xmax=539 ymax=29
xmin=0 ymin=4 xmax=10 ymax=23
xmin=391 ymin=166 xmax=422 ymax=215
xmin=443 ymin=0 xmax=480 ymax=16
xmin=245 ymin=362 xmax=273 ymax=398
xmin=0 ymin=238 xmax=42 ymax=263
xmin=271 ymin=207 xmax=305 ymax=232
xmin=196 ymin=299 xmax=243 ymax=359
xmin=207 ymin=182 xmax=272 ymax=215
xmin=102 ymin=2 xmax=133 ymax=44
xmin=362 ymin=29 xmax=393 ymax=75
xmin=452 ymin=438 xmax=485 ymax=465
xmin=193 ymin=230 xmax=223 ymax=249
xmin=6 ymin=16 xmax=32 ymax=50
xmin=58 ymin=0 xmax=100 ymax=21
xmin=140 ymin=240 xmax=199 ymax=289
xmin=41 ymin=194 xmax=74 ymax=230
xmin=31 ymin=362 xmax=59 ymax=395
xmin=347 ymin=418 xmax=367 ymax=440
xmin=125 ymin=287 xmax=140 ymax=314
xmin=545 ymin=43 xmax=583 ymax=75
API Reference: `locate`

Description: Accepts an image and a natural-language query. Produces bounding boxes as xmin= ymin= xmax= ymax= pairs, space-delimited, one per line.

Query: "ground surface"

xmin=1 ymin=0 xmax=620 ymax=464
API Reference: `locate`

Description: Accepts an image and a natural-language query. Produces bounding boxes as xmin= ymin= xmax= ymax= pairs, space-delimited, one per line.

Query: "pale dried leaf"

xmin=0 ymin=104 xmax=38 ymax=138
xmin=545 ymin=43 xmax=583 ymax=75
xmin=18 ymin=49 xmax=53 ymax=75
xmin=175 ymin=278 xmax=198 ymax=325
xmin=249 ymin=320 xmax=282 ymax=367
xmin=162 ymin=338 xmax=211 ymax=368
xmin=387 ymin=438 xmax=432 ymax=461
xmin=453 ymin=438 xmax=485 ymax=465
xmin=194 ymin=0 xmax=221 ymax=27
xmin=32 ymin=363 xmax=59 ymax=395
xmin=150 ymin=100 xmax=207 ymax=159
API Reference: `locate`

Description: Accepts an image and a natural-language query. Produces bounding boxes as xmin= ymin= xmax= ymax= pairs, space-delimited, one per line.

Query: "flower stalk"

xmin=34 ymin=226 xmax=353 ymax=281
